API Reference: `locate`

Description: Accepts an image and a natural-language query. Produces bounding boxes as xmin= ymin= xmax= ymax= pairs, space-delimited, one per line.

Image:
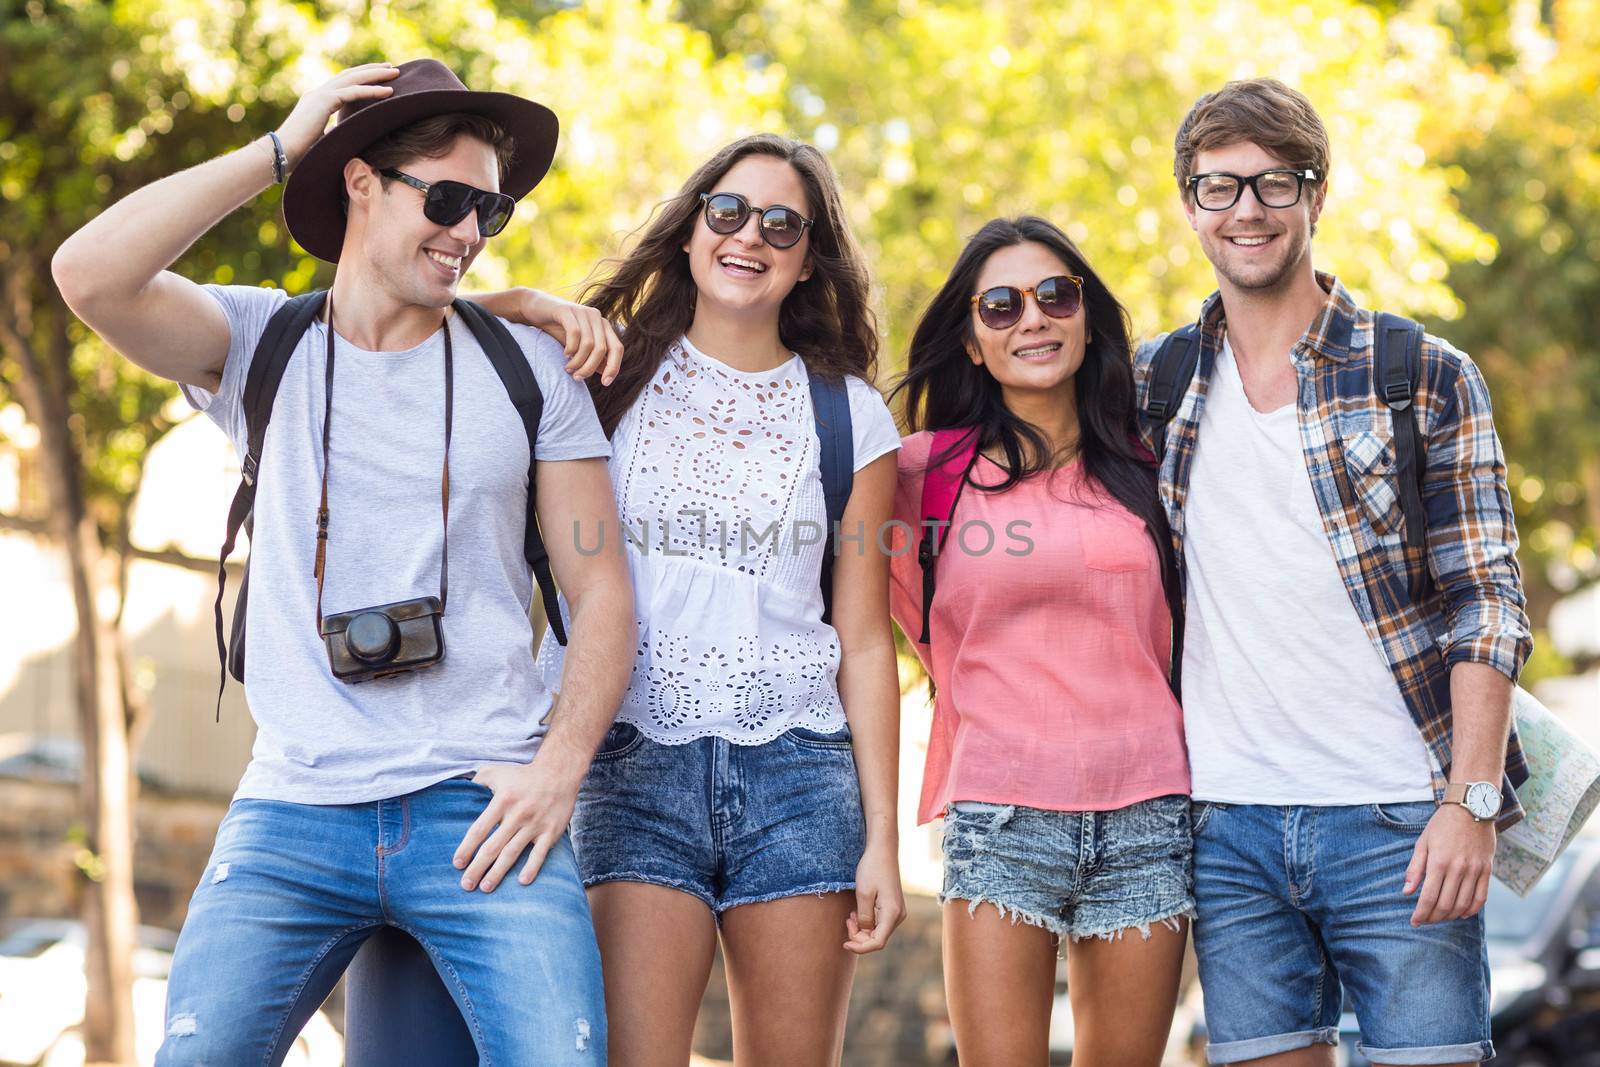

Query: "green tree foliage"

xmin=0 ymin=0 xmax=778 ymax=1055
xmin=1420 ymin=0 xmax=1600 ymax=630
xmin=0 ymin=3 xmax=316 ymax=1056
xmin=680 ymin=0 xmax=1492 ymax=364
xmin=4 ymin=0 xmax=1598 ymax=1053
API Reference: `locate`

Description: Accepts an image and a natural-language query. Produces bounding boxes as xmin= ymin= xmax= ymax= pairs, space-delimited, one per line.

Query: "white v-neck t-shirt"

xmin=1180 ymin=338 xmax=1434 ymax=805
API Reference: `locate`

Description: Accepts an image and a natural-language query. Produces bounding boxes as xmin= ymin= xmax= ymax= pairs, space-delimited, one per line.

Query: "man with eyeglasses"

xmin=1135 ymin=78 xmax=1530 ymax=1067
xmin=52 ymin=59 xmax=634 ymax=1063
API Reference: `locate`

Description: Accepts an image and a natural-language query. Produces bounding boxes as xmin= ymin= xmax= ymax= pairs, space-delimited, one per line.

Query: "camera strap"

xmin=313 ymin=296 xmax=454 ymax=629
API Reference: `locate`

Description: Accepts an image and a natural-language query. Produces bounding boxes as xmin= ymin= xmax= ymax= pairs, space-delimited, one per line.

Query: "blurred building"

xmin=1 ymin=412 xmax=254 ymax=797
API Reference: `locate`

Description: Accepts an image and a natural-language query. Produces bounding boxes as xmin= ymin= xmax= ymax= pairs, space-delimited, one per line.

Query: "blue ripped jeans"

xmin=156 ymin=777 xmax=605 ymax=1066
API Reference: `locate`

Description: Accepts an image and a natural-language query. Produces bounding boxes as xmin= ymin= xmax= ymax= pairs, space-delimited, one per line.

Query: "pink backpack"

xmin=914 ymin=427 xmax=982 ymax=645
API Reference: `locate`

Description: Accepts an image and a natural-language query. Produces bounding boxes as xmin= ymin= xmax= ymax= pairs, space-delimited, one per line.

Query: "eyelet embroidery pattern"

xmin=542 ymin=339 xmax=850 ymax=746
xmin=616 ymin=342 xmax=818 ymax=587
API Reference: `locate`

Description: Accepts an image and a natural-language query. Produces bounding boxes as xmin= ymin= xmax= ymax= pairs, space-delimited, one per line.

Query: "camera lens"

xmin=347 ymin=611 xmax=401 ymax=663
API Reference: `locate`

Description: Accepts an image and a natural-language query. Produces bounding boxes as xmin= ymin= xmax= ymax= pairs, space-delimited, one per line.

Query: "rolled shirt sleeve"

xmin=1419 ymin=341 xmax=1533 ymax=682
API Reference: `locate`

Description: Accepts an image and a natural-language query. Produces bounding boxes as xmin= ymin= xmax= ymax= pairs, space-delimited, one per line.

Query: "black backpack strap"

xmin=1138 ymin=325 xmax=1202 ymax=698
xmin=452 ymin=300 xmax=566 ymax=646
xmin=214 ymin=290 xmax=327 ymax=718
xmin=1142 ymin=324 xmax=1202 ymax=458
xmin=1372 ymin=312 xmax=1429 ymax=604
xmin=809 ymin=375 xmax=853 ymax=626
xmin=1373 ymin=312 xmax=1427 ymax=552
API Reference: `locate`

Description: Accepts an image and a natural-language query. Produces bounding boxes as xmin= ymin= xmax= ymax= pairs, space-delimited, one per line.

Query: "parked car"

xmin=1185 ymin=837 xmax=1600 ymax=1067
xmin=0 ymin=918 xmax=344 ymax=1067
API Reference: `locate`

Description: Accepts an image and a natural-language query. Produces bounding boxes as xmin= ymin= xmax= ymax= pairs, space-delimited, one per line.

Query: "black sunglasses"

xmin=698 ymin=192 xmax=812 ymax=249
xmin=970 ymin=275 xmax=1085 ymax=330
xmin=381 ymin=168 xmax=516 ymax=239
xmin=1186 ymin=168 xmax=1320 ymax=211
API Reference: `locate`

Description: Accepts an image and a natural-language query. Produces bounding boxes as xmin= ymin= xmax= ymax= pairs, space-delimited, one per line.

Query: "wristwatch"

xmin=1443 ymin=780 xmax=1503 ymax=822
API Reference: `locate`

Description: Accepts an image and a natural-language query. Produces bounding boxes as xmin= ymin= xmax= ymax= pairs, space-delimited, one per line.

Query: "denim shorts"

xmin=1192 ymin=801 xmax=1493 ymax=1065
xmin=570 ymin=721 xmax=865 ymax=914
xmin=940 ymin=794 xmax=1195 ymax=943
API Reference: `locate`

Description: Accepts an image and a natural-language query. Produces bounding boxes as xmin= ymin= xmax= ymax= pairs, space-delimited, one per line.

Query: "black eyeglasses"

xmin=970 ymin=275 xmax=1084 ymax=330
xmin=1187 ymin=168 xmax=1320 ymax=211
xmin=381 ymin=168 xmax=516 ymax=238
xmin=698 ymin=192 xmax=812 ymax=249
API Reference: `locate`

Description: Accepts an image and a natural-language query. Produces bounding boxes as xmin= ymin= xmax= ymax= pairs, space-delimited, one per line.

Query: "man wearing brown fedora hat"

xmin=54 ymin=59 xmax=634 ymax=1063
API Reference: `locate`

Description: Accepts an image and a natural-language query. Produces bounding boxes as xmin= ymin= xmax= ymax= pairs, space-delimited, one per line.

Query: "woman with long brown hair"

xmin=493 ymin=133 xmax=906 ymax=1065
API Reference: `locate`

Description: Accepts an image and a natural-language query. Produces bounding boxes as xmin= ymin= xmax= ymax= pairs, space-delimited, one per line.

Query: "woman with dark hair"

xmin=888 ymin=216 xmax=1191 ymax=1066
xmin=486 ymin=133 xmax=906 ymax=1064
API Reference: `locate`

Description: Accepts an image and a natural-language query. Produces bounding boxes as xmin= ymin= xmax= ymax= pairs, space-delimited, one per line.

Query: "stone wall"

xmin=0 ymin=776 xmax=222 ymax=931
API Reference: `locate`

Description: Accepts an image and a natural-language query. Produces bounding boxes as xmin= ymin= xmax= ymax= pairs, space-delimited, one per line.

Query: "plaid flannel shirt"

xmin=1135 ymin=273 xmax=1533 ymax=827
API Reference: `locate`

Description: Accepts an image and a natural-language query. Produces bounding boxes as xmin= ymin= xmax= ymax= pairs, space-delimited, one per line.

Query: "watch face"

xmin=1465 ymin=782 xmax=1501 ymax=820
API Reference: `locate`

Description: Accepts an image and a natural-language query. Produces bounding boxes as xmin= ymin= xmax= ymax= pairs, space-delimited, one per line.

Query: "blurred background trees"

xmin=3 ymin=0 xmax=1595 ymax=1057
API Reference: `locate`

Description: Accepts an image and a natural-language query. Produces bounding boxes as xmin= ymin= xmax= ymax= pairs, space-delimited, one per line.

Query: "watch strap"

xmin=1444 ymin=780 xmax=1501 ymax=820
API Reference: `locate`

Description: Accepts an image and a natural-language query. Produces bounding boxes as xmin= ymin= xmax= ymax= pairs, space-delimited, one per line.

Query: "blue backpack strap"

xmin=810 ymin=374 xmax=853 ymax=626
xmin=1141 ymin=323 xmax=1202 ymax=458
xmin=214 ymin=290 xmax=327 ymax=719
xmin=451 ymin=299 xmax=566 ymax=647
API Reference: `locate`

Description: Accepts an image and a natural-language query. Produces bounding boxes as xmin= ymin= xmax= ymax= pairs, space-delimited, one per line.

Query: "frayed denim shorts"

xmin=940 ymin=794 xmax=1195 ymax=943
xmin=570 ymin=721 xmax=865 ymax=915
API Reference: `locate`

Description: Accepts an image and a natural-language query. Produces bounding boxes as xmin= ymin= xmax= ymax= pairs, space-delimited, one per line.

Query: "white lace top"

xmin=538 ymin=335 xmax=900 ymax=744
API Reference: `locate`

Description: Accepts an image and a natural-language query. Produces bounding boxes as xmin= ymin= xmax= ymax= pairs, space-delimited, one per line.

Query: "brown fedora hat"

xmin=282 ymin=58 xmax=558 ymax=263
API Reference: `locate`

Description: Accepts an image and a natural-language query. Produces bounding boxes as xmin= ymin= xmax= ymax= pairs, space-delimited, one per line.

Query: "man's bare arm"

xmin=1405 ymin=663 xmax=1512 ymax=926
xmin=453 ymin=456 xmax=633 ymax=891
xmin=527 ymin=455 xmax=635 ymax=782
xmin=50 ymin=64 xmax=400 ymax=391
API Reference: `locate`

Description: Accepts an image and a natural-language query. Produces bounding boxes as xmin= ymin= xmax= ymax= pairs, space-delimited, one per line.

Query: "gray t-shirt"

xmin=185 ymin=285 xmax=610 ymax=804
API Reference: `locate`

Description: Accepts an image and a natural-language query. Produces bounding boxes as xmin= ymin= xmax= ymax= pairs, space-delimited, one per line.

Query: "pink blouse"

xmin=890 ymin=431 xmax=1190 ymax=824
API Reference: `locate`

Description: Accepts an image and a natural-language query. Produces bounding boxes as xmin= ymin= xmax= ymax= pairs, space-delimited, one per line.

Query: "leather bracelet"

xmin=265 ymin=130 xmax=287 ymax=185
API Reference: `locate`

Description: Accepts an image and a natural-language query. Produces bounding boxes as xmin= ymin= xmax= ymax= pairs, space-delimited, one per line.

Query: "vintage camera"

xmin=320 ymin=596 xmax=445 ymax=683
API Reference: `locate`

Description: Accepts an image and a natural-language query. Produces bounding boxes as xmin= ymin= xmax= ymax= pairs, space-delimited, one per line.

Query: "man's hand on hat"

xmin=276 ymin=63 xmax=402 ymax=171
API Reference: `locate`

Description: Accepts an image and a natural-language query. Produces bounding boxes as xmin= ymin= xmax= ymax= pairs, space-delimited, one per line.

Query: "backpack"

xmin=211 ymin=292 xmax=857 ymax=713
xmin=588 ymin=357 xmax=855 ymax=624
xmin=1141 ymin=312 xmax=1429 ymax=589
xmin=808 ymin=372 xmax=855 ymax=626
xmin=213 ymin=292 xmax=565 ymax=714
xmin=913 ymin=427 xmax=981 ymax=645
